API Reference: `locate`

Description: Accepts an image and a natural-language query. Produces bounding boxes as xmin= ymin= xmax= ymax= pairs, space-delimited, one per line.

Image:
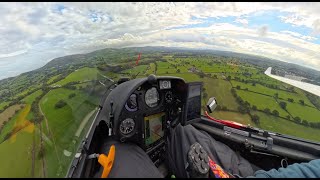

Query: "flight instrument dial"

xmin=119 ymin=118 xmax=135 ymax=135
xmin=145 ymin=87 xmax=159 ymax=108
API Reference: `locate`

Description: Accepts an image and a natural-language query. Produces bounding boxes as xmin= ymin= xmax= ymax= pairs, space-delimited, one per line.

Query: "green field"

xmin=156 ymin=61 xmax=178 ymax=74
xmin=253 ymin=111 xmax=320 ymax=142
xmin=200 ymin=63 xmax=239 ymax=73
xmin=237 ymin=90 xmax=289 ymax=117
xmin=231 ymin=80 xmax=314 ymax=107
xmin=0 ymin=103 xmax=41 ymax=178
xmin=54 ymin=67 xmax=99 ymax=86
xmin=146 ymin=63 xmax=156 ymax=75
xmin=0 ymin=101 xmax=10 ymax=111
xmin=73 ymin=82 xmax=92 ymax=89
xmin=202 ymin=78 xmax=239 ymax=111
xmin=40 ymin=88 xmax=98 ymax=177
xmin=286 ymin=103 xmax=320 ymax=122
xmin=22 ymin=90 xmax=43 ymax=104
xmin=16 ymin=88 xmax=34 ymax=98
xmin=47 ymin=74 xmax=61 ymax=84
xmin=1 ymin=50 xmax=320 ymax=178
xmin=165 ymin=73 xmax=201 ymax=82
xmin=0 ymin=105 xmax=29 ymax=142
xmin=0 ymin=130 xmax=37 ymax=177
xmin=121 ymin=65 xmax=148 ymax=75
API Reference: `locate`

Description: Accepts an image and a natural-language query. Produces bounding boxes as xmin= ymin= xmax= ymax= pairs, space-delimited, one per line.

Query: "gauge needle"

xmin=130 ymin=99 xmax=136 ymax=106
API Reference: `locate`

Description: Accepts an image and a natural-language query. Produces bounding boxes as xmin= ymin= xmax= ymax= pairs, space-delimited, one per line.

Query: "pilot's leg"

xmin=166 ymin=123 xmax=255 ymax=178
xmin=96 ymin=138 xmax=163 ymax=178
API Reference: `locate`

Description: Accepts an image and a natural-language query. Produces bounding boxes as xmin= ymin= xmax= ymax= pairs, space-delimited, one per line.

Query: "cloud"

xmin=281 ymin=30 xmax=317 ymax=41
xmin=312 ymin=19 xmax=320 ymax=35
xmin=257 ymin=25 xmax=268 ymax=37
xmin=235 ymin=18 xmax=248 ymax=26
xmin=0 ymin=49 xmax=28 ymax=58
xmin=0 ymin=2 xmax=320 ymax=80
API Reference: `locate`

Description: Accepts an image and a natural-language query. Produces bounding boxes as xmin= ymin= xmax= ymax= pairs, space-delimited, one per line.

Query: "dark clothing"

xmin=99 ymin=124 xmax=320 ymax=178
xmin=97 ymin=138 xmax=163 ymax=178
xmin=166 ymin=124 xmax=255 ymax=178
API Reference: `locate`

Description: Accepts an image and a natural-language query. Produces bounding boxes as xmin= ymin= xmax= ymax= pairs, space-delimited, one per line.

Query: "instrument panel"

xmin=116 ymin=78 xmax=187 ymax=151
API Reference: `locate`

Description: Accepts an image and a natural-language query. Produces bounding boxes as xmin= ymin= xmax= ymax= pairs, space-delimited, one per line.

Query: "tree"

xmin=309 ymin=122 xmax=316 ymax=128
xmin=252 ymin=83 xmax=256 ymax=86
xmin=299 ymin=100 xmax=304 ymax=105
xmin=176 ymin=69 xmax=180 ymax=73
xmin=302 ymin=120 xmax=309 ymax=126
xmin=244 ymin=101 xmax=250 ymax=108
xmin=66 ymin=85 xmax=76 ymax=90
xmin=251 ymin=114 xmax=260 ymax=124
xmin=279 ymin=101 xmax=287 ymax=110
xmin=286 ymin=115 xmax=291 ymax=120
xmin=252 ymin=105 xmax=257 ymax=111
xmin=272 ymin=110 xmax=279 ymax=116
xmin=226 ymin=75 xmax=231 ymax=81
xmin=238 ymin=106 xmax=246 ymax=114
xmin=55 ymin=100 xmax=67 ymax=109
xmin=264 ymin=108 xmax=271 ymax=114
xmin=287 ymin=98 xmax=294 ymax=103
xmin=288 ymin=86 xmax=295 ymax=92
xmin=236 ymin=85 xmax=241 ymax=90
xmin=236 ymin=96 xmax=243 ymax=104
xmin=274 ymin=93 xmax=279 ymax=99
xmin=68 ymin=93 xmax=76 ymax=99
xmin=294 ymin=116 xmax=301 ymax=124
xmin=2 ymin=121 xmax=7 ymax=126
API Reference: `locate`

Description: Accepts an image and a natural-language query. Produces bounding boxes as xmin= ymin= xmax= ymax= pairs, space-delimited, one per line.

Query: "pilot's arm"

xmin=247 ymin=159 xmax=320 ymax=178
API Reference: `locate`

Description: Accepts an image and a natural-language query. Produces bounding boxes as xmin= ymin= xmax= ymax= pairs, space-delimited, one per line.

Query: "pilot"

xmin=99 ymin=123 xmax=320 ymax=178
xmin=166 ymin=123 xmax=320 ymax=178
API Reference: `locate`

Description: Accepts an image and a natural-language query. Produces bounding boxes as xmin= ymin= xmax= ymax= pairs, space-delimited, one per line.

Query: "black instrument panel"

xmin=116 ymin=78 xmax=187 ymax=151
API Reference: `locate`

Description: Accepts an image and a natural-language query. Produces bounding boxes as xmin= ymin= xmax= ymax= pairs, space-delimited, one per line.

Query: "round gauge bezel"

xmin=145 ymin=87 xmax=160 ymax=108
xmin=119 ymin=118 xmax=135 ymax=136
xmin=125 ymin=93 xmax=138 ymax=112
xmin=165 ymin=91 xmax=173 ymax=104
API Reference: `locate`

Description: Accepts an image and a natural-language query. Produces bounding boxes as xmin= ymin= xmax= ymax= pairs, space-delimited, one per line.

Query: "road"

xmin=75 ymin=109 xmax=96 ymax=137
xmin=38 ymin=97 xmax=61 ymax=177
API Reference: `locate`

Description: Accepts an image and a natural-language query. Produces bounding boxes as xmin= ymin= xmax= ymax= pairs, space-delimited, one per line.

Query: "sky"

xmin=0 ymin=2 xmax=320 ymax=80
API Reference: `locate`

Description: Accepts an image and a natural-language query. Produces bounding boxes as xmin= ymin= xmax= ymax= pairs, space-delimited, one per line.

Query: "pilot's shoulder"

xmin=248 ymin=159 xmax=320 ymax=178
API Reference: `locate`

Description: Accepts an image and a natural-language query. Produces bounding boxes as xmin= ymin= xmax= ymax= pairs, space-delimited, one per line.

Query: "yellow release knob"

xmin=98 ymin=145 xmax=116 ymax=178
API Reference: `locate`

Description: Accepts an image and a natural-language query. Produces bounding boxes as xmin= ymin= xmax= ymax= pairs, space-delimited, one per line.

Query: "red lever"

xmin=204 ymin=111 xmax=246 ymax=129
